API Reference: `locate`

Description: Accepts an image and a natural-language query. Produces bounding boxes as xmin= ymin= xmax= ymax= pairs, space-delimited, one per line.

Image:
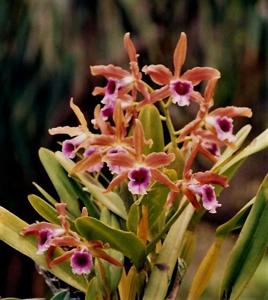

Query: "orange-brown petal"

xmin=71 ymin=151 xmax=103 ymax=174
xmin=182 ymin=67 xmax=221 ymax=85
xmin=48 ymin=126 xmax=84 ymax=137
xmin=192 ymin=171 xmax=228 ymax=187
xmin=105 ymin=171 xmax=129 ymax=192
xmin=174 ymin=32 xmax=187 ymax=77
xmin=105 ymin=152 xmax=135 ymax=168
xmin=142 ymin=64 xmax=172 ymax=85
xmin=145 ymin=152 xmax=175 ymax=168
xmin=90 ymin=65 xmax=130 ymax=79
xmin=70 ymin=98 xmax=88 ymax=128
xmin=209 ymin=106 xmax=252 ymax=118
xmin=133 ymin=119 xmax=145 ymax=160
xmin=151 ymin=169 xmax=179 ymax=192
xmin=124 ymin=32 xmax=137 ymax=63
xmin=49 ymin=249 xmax=75 ymax=268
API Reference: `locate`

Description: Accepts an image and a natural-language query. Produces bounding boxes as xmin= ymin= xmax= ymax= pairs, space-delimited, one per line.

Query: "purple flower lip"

xmin=107 ymin=146 xmax=128 ymax=174
xmin=128 ymin=166 xmax=151 ymax=195
xmin=202 ymin=141 xmax=220 ymax=157
xmin=101 ymin=104 xmax=114 ymax=119
xmin=189 ymin=184 xmax=221 ymax=214
xmin=170 ymin=79 xmax=193 ymax=106
xmin=83 ymin=147 xmax=103 ymax=172
xmin=62 ymin=134 xmax=86 ymax=159
xmin=37 ymin=229 xmax=54 ymax=254
xmin=70 ymin=249 xmax=93 ymax=275
xmin=106 ymin=79 xmax=117 ymax=94
xmin=206 ymin=116 xmax=235 ymax=142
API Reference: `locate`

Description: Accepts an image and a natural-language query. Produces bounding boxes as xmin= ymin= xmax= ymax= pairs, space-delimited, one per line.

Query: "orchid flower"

xmin=141 ymin=32 xmax=220 ymax=107
xmin=178 ymin=79 xmax=252 ymax=162
xmin=104 ymin=119 xmax=178 ymax=195
xmin=49 ymin=98 xmax=91 ymax=159
xmin=91 ymin=33 xmax=149 ymax=116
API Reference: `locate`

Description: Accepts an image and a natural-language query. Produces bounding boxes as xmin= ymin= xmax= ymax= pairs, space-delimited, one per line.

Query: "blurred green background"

xmin=0 ymin=0 xmax=268 ymax=298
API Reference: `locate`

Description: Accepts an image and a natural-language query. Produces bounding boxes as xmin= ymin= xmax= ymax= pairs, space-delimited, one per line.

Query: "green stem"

xmin=146 ymin=201 xmax=189 ymax=254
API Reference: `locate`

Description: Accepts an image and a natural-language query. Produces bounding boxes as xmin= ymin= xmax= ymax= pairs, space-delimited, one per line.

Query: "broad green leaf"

xmin=138 ymin=104 xmax=165 ymax=154
xmin=86 ymin=277 xmax=101 ymax=300
xmin=55 ymin=151 xmax=127 ymax=219
xmin=33 ymin=182 xmax=58 ymax=205
xmin=219 ymin=128 xmax=268 ymax=174
xmin=212 ymin=125 xmax=252 ymax=171
xmin=220 ymin=174 xmax=268 ymax=300
xmin=216 ymin=198 xmax=255 ymax=238
xmin=167 ymin=144 xmax=184 ymax=178
xmin=127 ymin=203 xmax=140 ymax=234
xmin=39 ymin=148 xmax=80 ymax=217
xmin=0 ymin=207 xmax=88 ymax=292
xmin=50 ymin=290 xmax=70 ymax=300
xmin=75 ymin=216 xmax=146 ymax=269
xmin=71 ymin=179 xmax=100 ymax=219
xmin=99 ymin=208 xmax=124 ymax=293
xmin=28 ymin=194 xmax=75 ymax=230
xmin=28 ymin=194 xmax=61 ymax=225
xmin=143 ymin=204 xmax=195 ymax=300
xmin=142 ymin=169 xmax=177 ymax=239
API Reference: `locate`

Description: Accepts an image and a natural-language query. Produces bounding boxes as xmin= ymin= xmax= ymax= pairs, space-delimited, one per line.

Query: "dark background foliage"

xmin=0 ymin=0 xmax=268 ymax=297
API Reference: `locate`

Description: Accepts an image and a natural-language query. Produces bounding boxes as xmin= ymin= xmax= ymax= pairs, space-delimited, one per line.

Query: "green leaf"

xmin=39 ymin=148 xmax=80 ymax=217
xmin=86 ymin=277 xmax=101 ymax=300
xmin=55 ymin=151 xmax=127 ymax=219
xmin=50 ymin=290 xmax=70 ymax=300
xmin=33 ymin=182 xmax=58 ymax=205
xmin=143 ymin=204 xmax=195 ymax=300
xmin=216 ymin=198 xmax=255 ymax=238
xmin=212 ymin=125 xmax=252 ymax=172
xmin=218 ymin=128 xmax=268 ymax=174
xmin=75 ymin=216 xmax=146 ymax=269
xmin=0 ymin=207 xmax=88 ymax=292
xmin=220 ymin=174 xmax=268 ymax=300
xmin=138 ymin=104 xmax=165 ymax=154
xmin=143 ymin=169 xmax=177 ymax=239
xmin=127 ymin=203 xmax=140 ymax=234
xmin=28 ymin=194 xmax=61 ymax=224
xmin=99 ymin=208 xmax=124 ymax=293
xmin=27 ymin=194 xmax=75 ymax=230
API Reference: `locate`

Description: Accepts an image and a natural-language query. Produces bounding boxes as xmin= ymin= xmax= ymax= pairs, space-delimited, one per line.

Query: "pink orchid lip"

xmin=37 ymin=229 xmax=54 ymax=254
xmin=101 ymin=104 xmax=114 ymax=119
xmin=189 ymin=184 xmax=221 ymax=214
xmin=210 ymin=116 xmax=235 ymax=142
xmin=70 ymin=249 xmax=93 ymax=275
xmin=106 ymin=146 xmax=128 ymax=174
xmin=62 ymin=134 xmax=86 ymax=159
xmin=170 ymin=79 xmax=193 ymax=106
xmin=202 ymin=141 xmax=221 ymax=157
xmin=83 ymin=147 xmax=103 ymax=172
xmin=128 ymin=166 xmax=151 ymax=195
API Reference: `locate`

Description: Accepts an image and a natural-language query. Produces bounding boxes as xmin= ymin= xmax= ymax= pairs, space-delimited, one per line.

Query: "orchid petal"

xmin=209 ymin=106 xmax=252 ymax=118
xmin=134 ymin=119 xmax=145 ymax=160
xmin=151 ymin=169 xmax=178 ymax=192
xmin=70 ymin=98 xmax=87 ymax=128
xmin=182 ymin=67 xmax=221 ymax=85
xmin=173 ymin=32 xmax=187 ymax=77
xmin=145 ymin=152 xmax=175 ymax=168
xmin=48 ymin=126 xmax=84 ymax=137
xmin=49 ymin=249 xmax=75 ymax=268
xmin=192 ymin=171 xmax=228 ymax=187
xmin=106 ymin=171 xmax=129 ymax=192
xmin=105 ymin=152 xmax=135 ymax=169
xmin=124 ymin=32 xmax=137 ymax=63
xmin=92 ymin=86 xmax=105 ymax=96
xmin=142 ymin=64 xmax=172 ymax=85
xmin=90 ymin=65 xmax=130 ymax=79
xmin=21 ymin=222 xmax=56 ymax=236
xmin=71 ymin=151 xmax=103 ymax=174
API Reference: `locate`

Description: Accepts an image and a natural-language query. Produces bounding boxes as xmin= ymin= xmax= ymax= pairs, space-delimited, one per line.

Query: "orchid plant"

xmin=1 ymin=32 xmax=268 ymax=300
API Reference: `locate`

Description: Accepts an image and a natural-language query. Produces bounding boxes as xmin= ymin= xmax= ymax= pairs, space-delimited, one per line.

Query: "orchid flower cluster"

xmin=4 ymin=32 xmax=266 ymax=300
